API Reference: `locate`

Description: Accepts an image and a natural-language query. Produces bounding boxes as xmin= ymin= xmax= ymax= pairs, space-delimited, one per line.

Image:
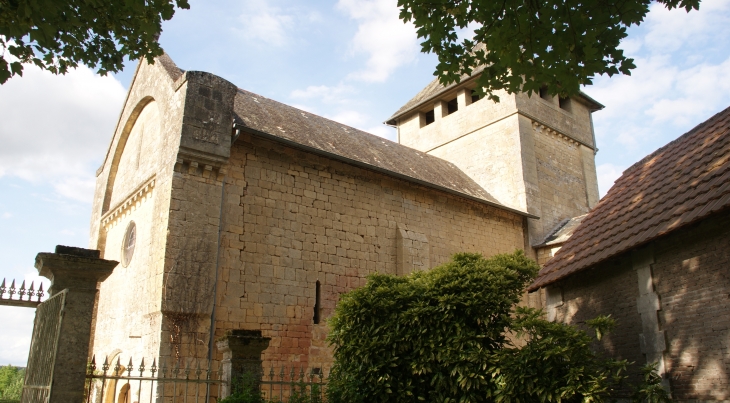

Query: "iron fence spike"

xmin=9 ymin=279 xmax=16 ymax=297
xmin=114 ymin=357 xmax=121 ymax=375
xmin=18 ymin=280 xmax=26 ymax=299
xmin=0 ymin=278 xmax=5 ymax=298
xmin=88 ymin=355 xmax=97 ymax=373
xmin=37 ymin=283 xmax=44 ymax=301
xmin=139 ymin=357 xmax=145 ymax=376
xmin=28 ymin=282 xmax=35 ymax=300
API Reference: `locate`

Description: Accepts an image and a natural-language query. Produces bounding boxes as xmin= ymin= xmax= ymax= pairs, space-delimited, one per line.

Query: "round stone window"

xmin=122 ymin=221 xmax=136 ymax=267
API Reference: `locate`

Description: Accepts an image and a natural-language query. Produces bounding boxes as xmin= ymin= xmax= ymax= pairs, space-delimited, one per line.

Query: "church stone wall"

xmin=547 ymin=210 xmax=730 ymax=400
xmin=90 ymin=59 xmax=190 ymax=363
xmin=211 ymin=133 xmax=527 ymax=370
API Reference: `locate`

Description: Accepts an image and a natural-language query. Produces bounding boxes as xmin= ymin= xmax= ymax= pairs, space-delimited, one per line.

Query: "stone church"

xmin=88 ymin=54 xmax=602 ymax=369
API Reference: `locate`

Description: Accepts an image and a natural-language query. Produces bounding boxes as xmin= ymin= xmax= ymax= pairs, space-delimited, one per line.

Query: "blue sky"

xmin=1 ymin=0 xmax=729 ymax=365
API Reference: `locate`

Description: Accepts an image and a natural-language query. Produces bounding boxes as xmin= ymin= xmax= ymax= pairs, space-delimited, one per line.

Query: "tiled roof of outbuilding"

xmin=529 ymin=106 xmax=730 ymax=291
xmin=232 ymin=89 xmax=535 ymax=217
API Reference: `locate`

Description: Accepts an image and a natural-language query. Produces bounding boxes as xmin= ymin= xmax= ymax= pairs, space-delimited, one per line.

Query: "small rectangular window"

xmin=559 ymin=96 xmax=572 ymax=112
xmin=447 ymin=98 xmax=458 ymax=115
xmin=424 ymin=109 xmax=435 ymax=125
xmin=471 ymin=89 xmax=481 ymax=103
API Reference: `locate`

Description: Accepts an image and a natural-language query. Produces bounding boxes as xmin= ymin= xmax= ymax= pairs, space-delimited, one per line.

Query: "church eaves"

xmin=232 ymin=88 xmax=536 ymax=218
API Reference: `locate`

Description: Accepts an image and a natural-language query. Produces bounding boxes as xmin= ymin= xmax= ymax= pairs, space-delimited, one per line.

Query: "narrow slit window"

xmin=424 ymin=109 xmax=435 ymax=125
xmin=559 ymin=96 xmax=572 ymax=112
xmin=471 ymin=89 xmax=481 ymax=103
xmin=447 ymin=98 xmax=458 ymax=114
xmin=539 ymin=86 xmax=551 ymax=101
xmin=313 ymin=280 xmax=321 ymax=324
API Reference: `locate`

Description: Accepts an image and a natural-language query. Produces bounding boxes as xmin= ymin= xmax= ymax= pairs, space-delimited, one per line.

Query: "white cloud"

xmin=337 ymin=0 xmax=420 ymax=82
xmin=642 ymin=0 xmax=730 ymax=55
xmin=586 ymin=0 xmax=730 ymax=160
xmin=364 ymin=125 xmax=395 ymax=141
xmin=597 ymin=163 xmax=625 ymax=198
xmin=233 ymin=0 xmax=323 ymax=47
xmin=320 ymin=110 xmax=395 ymax=141
xmin=326 ymin=110 xmax=369 ymax=128
xmin=0 ymin=64 xmax=125 ymax=203
xmin=2 ymin=212 xmax=11 ymax=219
xmin=290 ymin=84 xmax=355 ymax=104
xmin=235 ymin=0 xmax=294 ymax=46
xmin=645 ymin=57 xmax=730 ymax=125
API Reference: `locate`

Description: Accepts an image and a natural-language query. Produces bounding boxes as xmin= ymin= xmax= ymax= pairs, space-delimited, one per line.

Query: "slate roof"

xmin=529 ymin=106 xmax=730 ymax=291
xmin=232 ymin=89 xmax=534 ymax=217
xmin=146 ymin=54 xmax=530 ymax=216
xmin=533 ymin=214 xmax=587 ymax=248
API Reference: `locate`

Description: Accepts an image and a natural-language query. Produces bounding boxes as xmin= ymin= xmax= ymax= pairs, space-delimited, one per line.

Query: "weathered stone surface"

xmin=33 ymin=247 xmax=117 ymax=403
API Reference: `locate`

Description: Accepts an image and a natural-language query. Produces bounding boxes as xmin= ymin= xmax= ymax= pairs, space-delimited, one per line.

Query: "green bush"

xmin=0 ymin=365 xmax=24 ymax=401
xmin=219 ymin=373 xmax=324 ymax=403
xmin=631 ymin=363 xmax=672 ymax=403
xmin=326 ymin=251 xmax=630 ymax=403
xmin=218 ymin=373 xmax=264 ymax=403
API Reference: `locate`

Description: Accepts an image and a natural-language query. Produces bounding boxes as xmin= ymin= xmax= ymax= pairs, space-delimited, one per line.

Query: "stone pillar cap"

xmin=35 ymin=245 xmax=118 ymax=295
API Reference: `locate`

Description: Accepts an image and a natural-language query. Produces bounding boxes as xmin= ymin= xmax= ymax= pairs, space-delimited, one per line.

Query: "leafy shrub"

xmin=632 ymin=363 xmax=672 ymax=403
xmin=219 ymin=373 xmax=324 ymax=403
xmin=219 ymin=373 xmax=264 ymax=403
xmin=0 ymin=365 xmax=24 ymax=400
xmin=326 ymin=251 xmax=630 ymax=403
xmin=494 ymin=309 xmax=627 ymax=402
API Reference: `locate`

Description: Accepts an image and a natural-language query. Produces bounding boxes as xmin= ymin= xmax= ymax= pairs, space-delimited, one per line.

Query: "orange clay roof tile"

xmin=529 ymin=106 xmax=730 ymax=291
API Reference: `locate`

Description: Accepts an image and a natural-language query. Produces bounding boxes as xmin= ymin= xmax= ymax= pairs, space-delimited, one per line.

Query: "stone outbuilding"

xmin=529 ymin=106 xmax=730 ymax=401
xmin=88 ymin=54 xmax=603 ymax=371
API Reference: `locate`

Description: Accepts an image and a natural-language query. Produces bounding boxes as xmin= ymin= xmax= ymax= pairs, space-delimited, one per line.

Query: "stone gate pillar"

xmin=216 ymin=330 xmax=271 ymax=398
xmin=34 ymin=245 xmax=118 ymax=403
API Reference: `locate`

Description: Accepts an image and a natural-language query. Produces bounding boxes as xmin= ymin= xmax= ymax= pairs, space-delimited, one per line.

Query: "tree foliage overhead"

xmin=397 ymin=0 xmax=701 ymax=100
xmin=0 ymin=0 xmax=190 ymax=83
xmin=326 ymin=251 xmax=630 ymax=403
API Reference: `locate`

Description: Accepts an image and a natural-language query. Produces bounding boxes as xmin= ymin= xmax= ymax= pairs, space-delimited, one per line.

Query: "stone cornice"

xmin=174 ymin=153 xmax=227 ymax=181
xmin=530 ymin=118 xmax=590 ymax=149
xmin=101 ymin=177 xmax=156 ymax=231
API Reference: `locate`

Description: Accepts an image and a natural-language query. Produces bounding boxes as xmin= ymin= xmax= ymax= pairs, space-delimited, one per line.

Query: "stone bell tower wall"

xmin=395 ymin=84 xmax=601 ymax=244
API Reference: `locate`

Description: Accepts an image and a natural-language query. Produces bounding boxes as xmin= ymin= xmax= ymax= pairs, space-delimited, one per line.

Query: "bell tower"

xmin=386 ymin=78 xmax=602 ymax=246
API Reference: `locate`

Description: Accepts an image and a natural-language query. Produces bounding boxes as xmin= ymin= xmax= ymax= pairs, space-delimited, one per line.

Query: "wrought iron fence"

xmin=21 ymin=289 xmax=66 ymax=403
xmin=259 ymin=367 xmax=327 ymax=403
xmin=85 ymin=356 xmax=226 ymax=403
xmin=0 ymin=278 xmax=45 ymax=308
